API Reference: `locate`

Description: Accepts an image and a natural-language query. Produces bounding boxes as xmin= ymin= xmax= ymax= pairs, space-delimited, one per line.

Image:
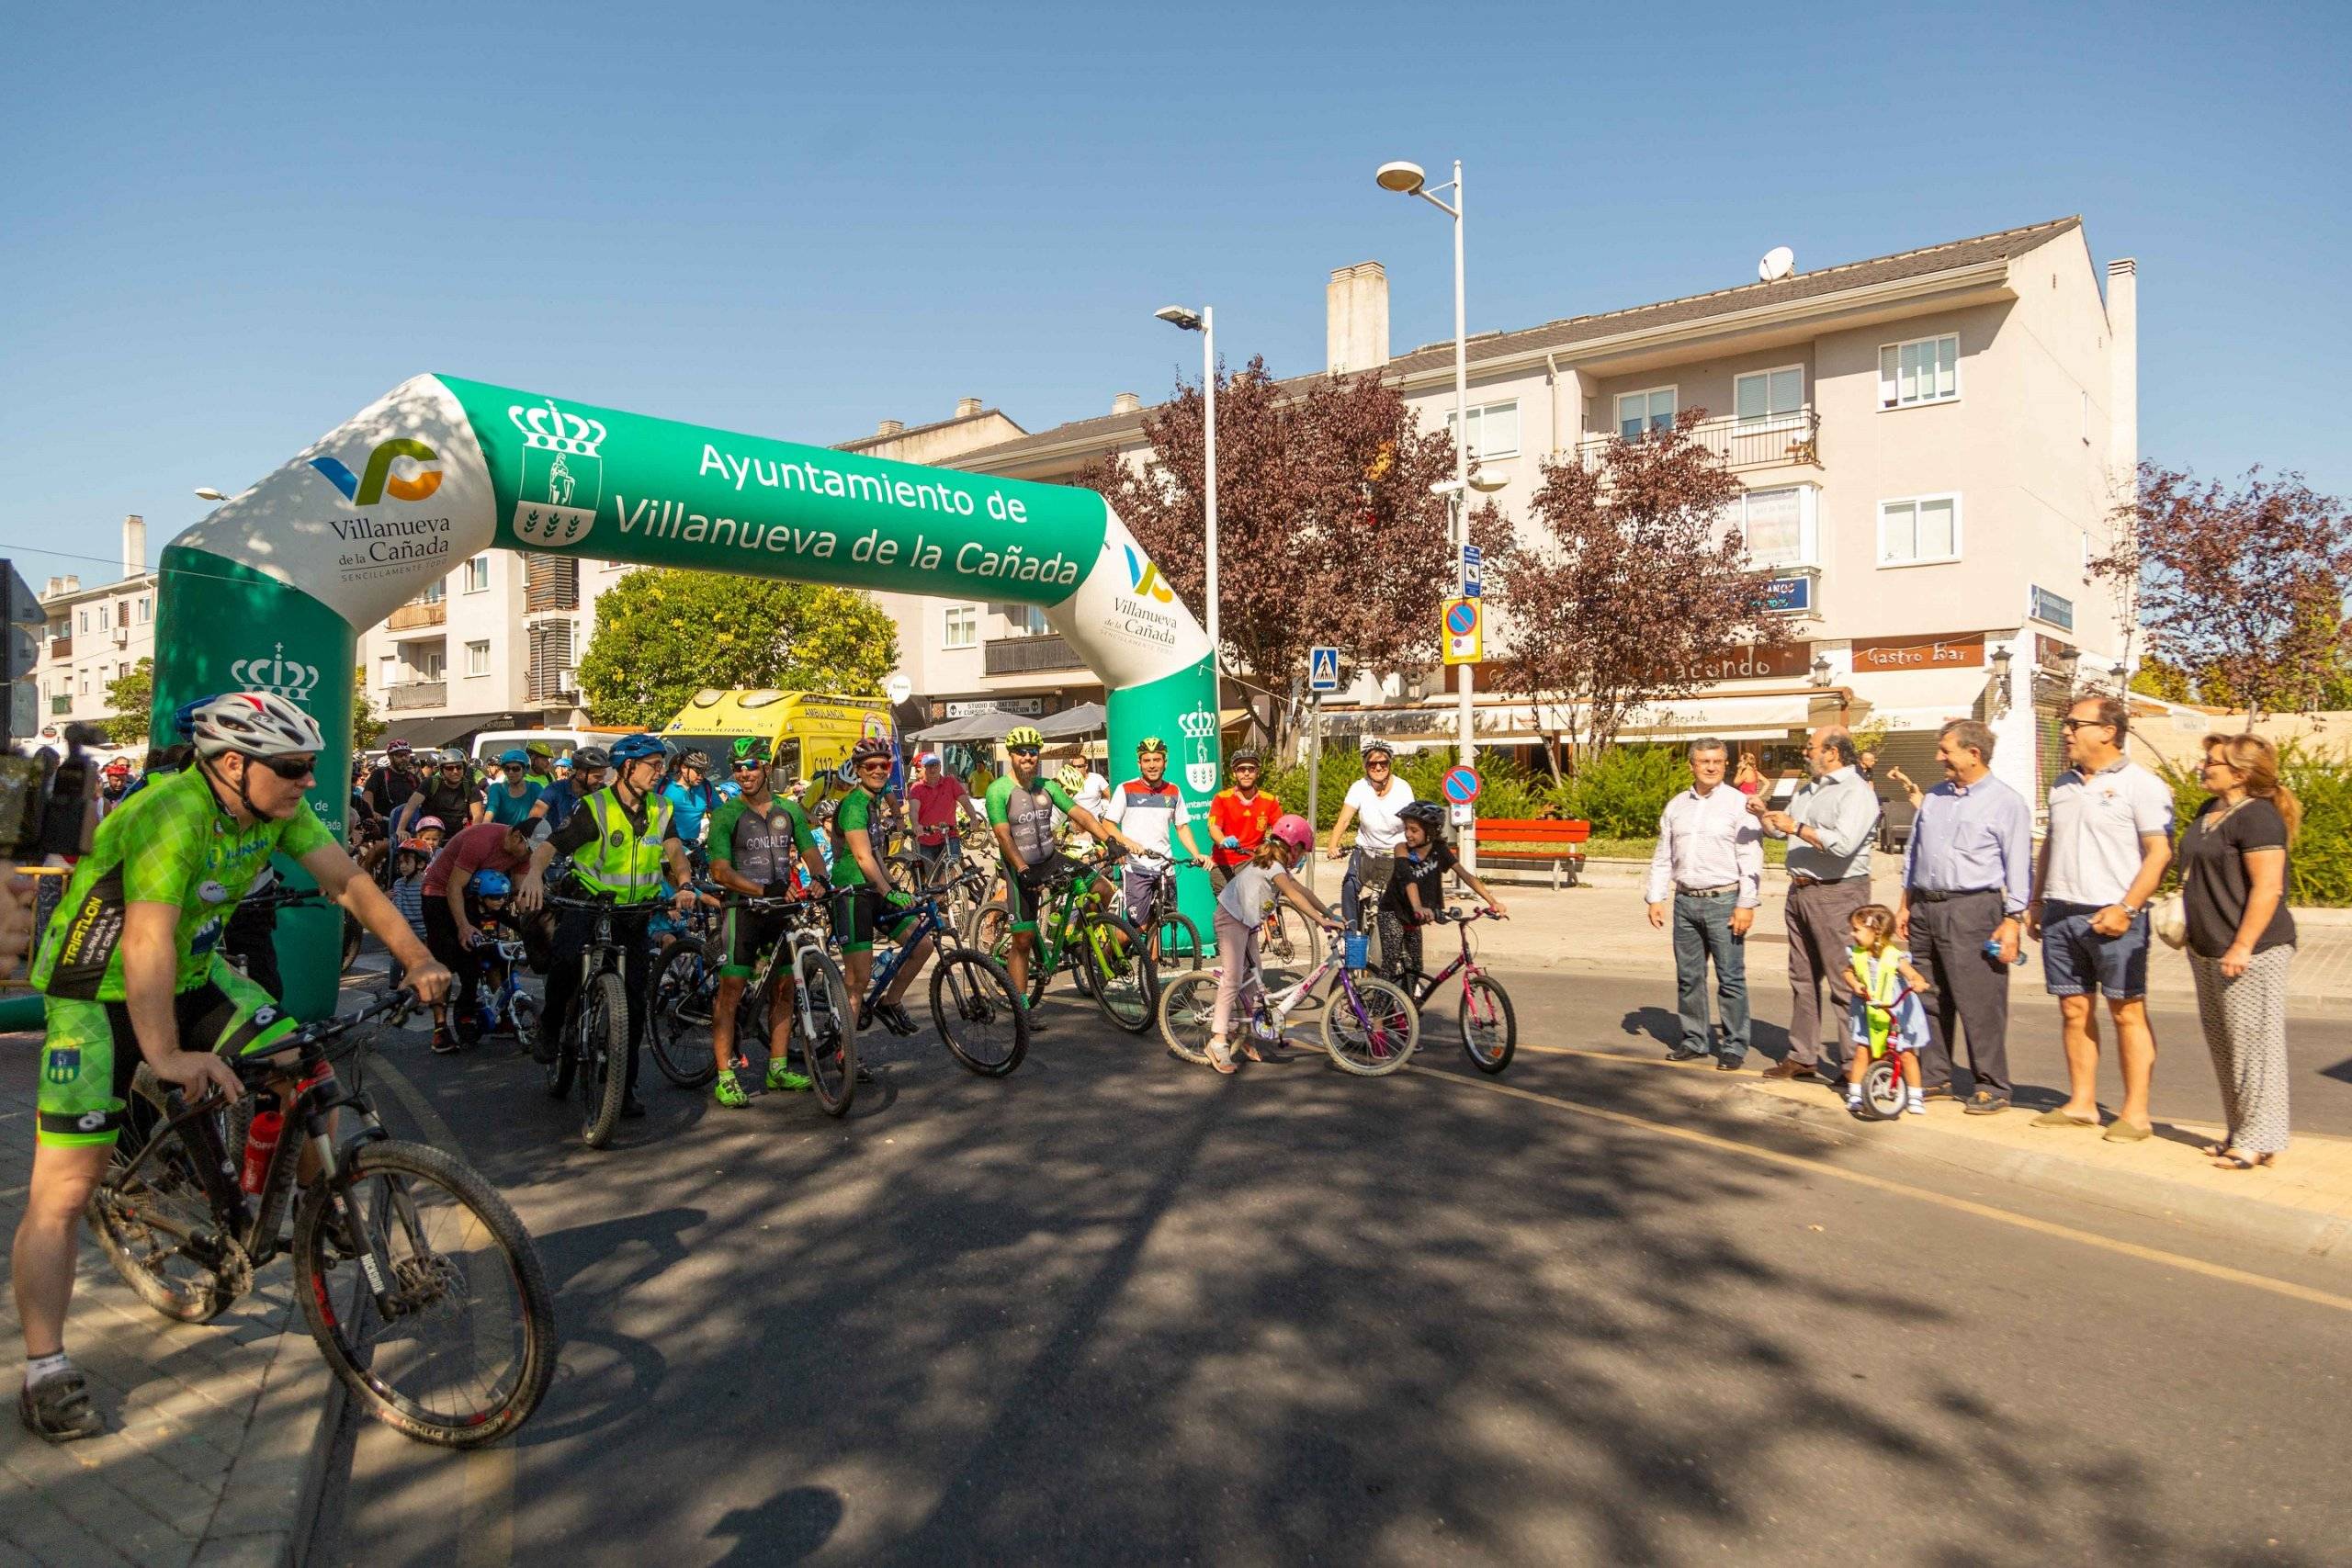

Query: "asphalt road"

xmin=321 ymin=960 xmax=2352 ymax=1566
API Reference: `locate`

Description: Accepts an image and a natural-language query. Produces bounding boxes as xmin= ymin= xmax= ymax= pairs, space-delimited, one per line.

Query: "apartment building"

xmin=944 ymin=217 xmax=2137 ymax=805
xmin=29 ymin=515 xmax=157 ymax=741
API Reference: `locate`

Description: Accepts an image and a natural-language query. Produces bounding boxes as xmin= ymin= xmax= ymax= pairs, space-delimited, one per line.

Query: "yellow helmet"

xmin=1004 ymin=726 xmax=1045 ymax=750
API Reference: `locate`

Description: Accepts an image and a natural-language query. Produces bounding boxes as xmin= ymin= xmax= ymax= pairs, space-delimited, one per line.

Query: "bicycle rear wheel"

xmin=1157 ymin=970 xmax=1223 ymax=1066
xmin=795 ymin=944 xmax=857 ymax=1117
xmin=580 ymin=972 xmax=631 ymax=1148
xmin=1457 ymin=975 xmax=1518 ymax=1075
xmin=1080 ymin=913 xmax=1158 ymax=1034
xmin=294 ymin=1138 xmax=555 ymax=1448
xmin=509 ymin=991 xmax=542 ymax=1060
xmin=90 ymin=1093 xmax=236 ymax=1324
xmin=1321 ymin=974 xmax=1421 ymax=1077
xmin=968 ymin=904 xmax=1047 ymax=1006
xmin=648 ymin=941 xmax=718 ymax=1089
xmin=1152 ymin=912 xmax=1204 ymax=972
xmin=930 ymin=948 xmax=1029 ymax=1077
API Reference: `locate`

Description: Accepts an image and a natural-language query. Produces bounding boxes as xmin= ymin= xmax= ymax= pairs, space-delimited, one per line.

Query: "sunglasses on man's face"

xmin=732 ymin=760 xmax=763 ymax=773
xmin=2060 ymin=718 xmax=2111 ymax=734
xmin=1010 ymin=748 xmax=1041 ymax=760
xmin=261 ymin=755 xmax=317 ymax=782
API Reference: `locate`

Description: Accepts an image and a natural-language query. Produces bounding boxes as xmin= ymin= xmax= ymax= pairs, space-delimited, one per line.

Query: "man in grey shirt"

xmin=1898 ymin=718 xmax=2031 ymax=1115
xmin=1645 ymin=739 xmax=1765 ymax=1069
xmin=1751 ymin=727 xmax=1881 ymax=1079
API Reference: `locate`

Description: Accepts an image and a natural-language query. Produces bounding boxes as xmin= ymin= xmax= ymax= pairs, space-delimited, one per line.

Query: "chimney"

xmin=954 ymin=397 xmax=984 ymax=419
xmin=122 ymin=514 xmax=146 ymax=579
xmin=1111 ymin=392 xmax=1142 ymax=415
xmin=1326 ymin=261 xmax=1390 ymax=375
xmin=2105 ymin=259 xmax=2137 ymax=500
xmin=44 ymin=577 xmax=62 ymax=598
xmin=875 ymin=419 xmax=905 ymax=438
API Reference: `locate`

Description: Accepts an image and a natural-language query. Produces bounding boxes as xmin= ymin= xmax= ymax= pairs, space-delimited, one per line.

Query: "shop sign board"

xmin=1850 ymin=634 xmax=1986 ymax=672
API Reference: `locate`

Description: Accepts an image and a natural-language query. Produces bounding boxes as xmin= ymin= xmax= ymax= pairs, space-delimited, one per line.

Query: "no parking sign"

xmin=1441 ymin=597 xmax=1483 ymax=666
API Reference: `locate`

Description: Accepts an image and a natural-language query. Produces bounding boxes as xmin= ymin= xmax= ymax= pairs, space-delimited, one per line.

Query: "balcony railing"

xmin=984 ymin=633 xmax=1083 ymax=676
xmin=49 ymin=637 xmax=70 ymax=660
xmin=386 ymin=681 xmax=447 ymax=710
xmin=387 ymin=601 xmax=447 ymax=631
xmin=1575 ymin=408 xmax=1821 ymax=473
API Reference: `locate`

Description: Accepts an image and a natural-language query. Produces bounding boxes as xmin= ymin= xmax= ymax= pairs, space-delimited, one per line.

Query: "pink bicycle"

xmin=1396 ymin=906 xmax=1516 ymax=1074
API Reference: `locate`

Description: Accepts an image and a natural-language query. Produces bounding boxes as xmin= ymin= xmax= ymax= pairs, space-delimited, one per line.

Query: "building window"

xmin=416 ymin=648 xmax=447 ymax=682
xmin=464 ymin=556 xmax=491 ymax=593
xmin=137 ymin=595 xmax=151 ymax=623
xmin=466 ymin=639 xmax=491 ymax=676
xmin=943 ymin=604 xmax=978 ymax=649
xmin=79 ymin=671 xmax=90 ymax=695
xmin=97 ymin=604 xmax=110 ymax=631
xmin=1615 ymin=387 xmax=1677 ymax=439
xmin=1878 ymin=493 xmax=1962 ymax=566
xmin=418 ymin=580 xmax=446 ymax=605
xmin=1731 ymin=486 xmax=1816 ymax=569
xmin=1443 ymin=400 xmax=1521 ymax=460
xmin=78 ymin=610 xmax=88 ymax=634
xmin=994 ymin=603 xmax=1049 ymax=637
xmin=1878 ymin=333 xmax=1959 ymax=409
xmin=1734 ymin=367 xmax=1804 ymax=427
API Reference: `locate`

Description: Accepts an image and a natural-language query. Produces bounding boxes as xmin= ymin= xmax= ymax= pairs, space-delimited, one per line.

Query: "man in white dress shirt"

xmin=1646 ymin=739 xmax=1766 ymax=1069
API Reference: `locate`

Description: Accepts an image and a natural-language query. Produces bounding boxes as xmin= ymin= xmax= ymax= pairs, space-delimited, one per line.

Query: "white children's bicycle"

xmin=1157 ymin=922 xmax=1420 ymax=1077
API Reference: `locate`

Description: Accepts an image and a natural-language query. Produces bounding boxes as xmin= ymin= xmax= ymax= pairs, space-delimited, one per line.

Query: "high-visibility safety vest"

xmin=572 ymin=788 xmax=673 ymax=904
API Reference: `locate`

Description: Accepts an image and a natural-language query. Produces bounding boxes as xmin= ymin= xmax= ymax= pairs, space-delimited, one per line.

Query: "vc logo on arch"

xmin=309 ymin=439 xmax=443 ymax=506
xmin=1122 ymin=545 xmax=1172 ymax=604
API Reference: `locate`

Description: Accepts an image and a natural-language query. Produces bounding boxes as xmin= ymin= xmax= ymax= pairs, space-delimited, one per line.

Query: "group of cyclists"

xmin=15 ymin=691 xmax=1510 ymax=1444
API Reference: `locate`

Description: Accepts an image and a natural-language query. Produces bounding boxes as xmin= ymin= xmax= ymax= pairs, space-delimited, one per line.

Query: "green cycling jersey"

xmin=32 ymin=765 xmax=335 ymax=1001
xmin=708 ymin=794 xmax=820 ymax=896
xmin=984 ymin=773 xmax=1078 ymax=870
xmin=828 ymin=784 xmax=893 ymax=889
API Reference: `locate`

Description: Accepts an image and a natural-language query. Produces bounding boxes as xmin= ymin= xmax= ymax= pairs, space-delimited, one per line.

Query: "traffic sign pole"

xmin=1305 ymin=690 xmax=1320 ymax=893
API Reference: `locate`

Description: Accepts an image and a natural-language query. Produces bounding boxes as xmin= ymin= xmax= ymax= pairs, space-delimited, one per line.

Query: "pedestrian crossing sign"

xmin=1308 ymin=646 xmax=1340 ymax=693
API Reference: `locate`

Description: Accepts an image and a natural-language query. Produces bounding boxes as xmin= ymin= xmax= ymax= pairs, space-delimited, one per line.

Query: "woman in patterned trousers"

xmin=2176 ymin=734 xmax=2300 ymax=1169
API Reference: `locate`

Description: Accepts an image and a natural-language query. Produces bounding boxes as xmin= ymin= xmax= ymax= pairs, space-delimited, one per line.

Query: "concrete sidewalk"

xmin=1458 ymin=861 xmax=2352 ymax=1012
xmin=1 ymin=1068 xmax=340 ymax=1566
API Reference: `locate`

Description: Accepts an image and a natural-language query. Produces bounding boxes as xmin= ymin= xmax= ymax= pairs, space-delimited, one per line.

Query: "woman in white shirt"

xmin=1326 ymin=738 xmax=1416 ymax=960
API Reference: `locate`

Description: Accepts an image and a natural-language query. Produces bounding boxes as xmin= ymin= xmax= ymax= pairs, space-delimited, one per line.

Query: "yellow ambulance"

xmin=657 ymin=690 xmax=893 ymax=790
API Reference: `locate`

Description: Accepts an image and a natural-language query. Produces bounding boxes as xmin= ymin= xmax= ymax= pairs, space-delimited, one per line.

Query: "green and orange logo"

xmin=309 ymin=439 xmax=442 ymax=506
xmin=1124 ymin=545 xmax=1173 ymax=604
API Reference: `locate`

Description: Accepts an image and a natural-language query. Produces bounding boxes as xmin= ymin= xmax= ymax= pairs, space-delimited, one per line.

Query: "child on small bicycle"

xmin=1840 ymin=903 xmax=1933 ymax=1117
xmin=1207 ymin=814 xmax=1342 ymax=1075
xmin=464 ymin=869 xmax=520 ymax=1040
xmin=1379 ymin=801 xmax=1508 ymax=986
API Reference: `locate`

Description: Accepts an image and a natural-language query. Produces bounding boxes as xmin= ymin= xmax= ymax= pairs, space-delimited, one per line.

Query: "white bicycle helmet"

xmin=190 ymin=692 xmax=325 ymax=760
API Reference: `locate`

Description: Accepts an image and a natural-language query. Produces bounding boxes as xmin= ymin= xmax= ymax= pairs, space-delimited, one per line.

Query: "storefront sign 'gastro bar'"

xmin=1849 ymin=634 xmax=1986 ymax=672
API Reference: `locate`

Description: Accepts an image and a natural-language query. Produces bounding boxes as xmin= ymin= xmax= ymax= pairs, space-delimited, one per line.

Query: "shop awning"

xmin=1036 ymin=702 xmax=1107 ymax=739
xmin=910 ymin=710 xmax=1018 ymax=744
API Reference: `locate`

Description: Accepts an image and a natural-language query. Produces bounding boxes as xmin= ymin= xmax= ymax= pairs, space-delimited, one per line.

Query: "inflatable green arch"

xmin=151 ymin=376 xmax=1219 ymax=1018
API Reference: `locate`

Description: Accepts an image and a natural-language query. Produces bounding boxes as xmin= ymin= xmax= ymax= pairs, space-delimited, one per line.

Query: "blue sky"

xmin=3 ymin=1 xmax=2344 ymax=593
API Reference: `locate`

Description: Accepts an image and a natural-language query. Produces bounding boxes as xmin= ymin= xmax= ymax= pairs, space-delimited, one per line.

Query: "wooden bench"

xmin=1472 ymin=818 xmax=1591 ymax=889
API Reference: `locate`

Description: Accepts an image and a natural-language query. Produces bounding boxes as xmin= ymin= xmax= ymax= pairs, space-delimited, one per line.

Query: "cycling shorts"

xmin=720 ymin=903 xmax=795 ymax=978
xmin=1006 ymin=852 xmax=1084 ymax=934
xmin=36 ymin=955 xmax=298 ymax=1148
xmin=832 ymin=886 xmax=920 ymax=954
xmin=1123 ymin=857 xmax=1170 ymax=929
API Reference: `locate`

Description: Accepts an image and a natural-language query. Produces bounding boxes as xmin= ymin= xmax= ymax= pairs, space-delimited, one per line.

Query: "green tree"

xmin=2128 ymin=652 xmax=2194 ymax=703
xmin=577 ymin=569 xmax=901 ymax=728
xmin=352 ymin=666 xmax=386 ymax=751
xmin=102 ymin=657 xmax=153 ymax=747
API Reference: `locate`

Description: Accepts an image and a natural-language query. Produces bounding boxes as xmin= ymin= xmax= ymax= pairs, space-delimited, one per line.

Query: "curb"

xmin=190 ymin=1290 xmax=339 ymax=1567
xmin=1711 ymin=1077 xmax=2352 ymax=1260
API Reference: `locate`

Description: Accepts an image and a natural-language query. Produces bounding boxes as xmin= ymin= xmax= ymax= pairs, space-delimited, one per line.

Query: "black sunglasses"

xmin=261 ymin=755 xmax=317 ymax=781
xmin=2060 ymin=718 xmax=2111 ymax=733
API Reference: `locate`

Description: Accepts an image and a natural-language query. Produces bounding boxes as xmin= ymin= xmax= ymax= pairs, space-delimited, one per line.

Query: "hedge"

xmin=2155 ymin=739 xmax=2352 ymax=908
xmin=1263 ymin=744 xmax=1700 ymax=842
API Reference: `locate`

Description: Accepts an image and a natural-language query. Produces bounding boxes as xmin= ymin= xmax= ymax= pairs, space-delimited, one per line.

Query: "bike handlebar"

xmin=1435 ymin=906 xmax=1506 ymax=924
xmin=225 ymin=987 xmax=417 ymax=1085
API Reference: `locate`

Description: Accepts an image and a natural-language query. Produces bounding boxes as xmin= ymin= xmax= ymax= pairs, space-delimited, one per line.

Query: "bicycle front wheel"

xmin=930 ymin=948 xmax=1029 ymax=1077
xmin=1320 ymin=974 xmax=1421 ymax=1077
xmin=647 ymin=941 xmax=718 ymax=1089
xmin=1262 ymin=898 xmax=1322 ymax=987
xmin=1457 ymin=975 xmax=1518 ymax=1075
xmin=581 ymin=971 xmax=631 ymax=1148
xmin=1157 ymin=970 xmax=1223 ymax=1066
xmin=295 ymin=1138 xmax=556 ymax=1448
xmin=1152 ymin=912 xmax=1204 ymax=973
xmin=795 ymin=944 xmax=857 ymax=1117
xmin=1080 ymin=913 xmax=1159 ymax=1034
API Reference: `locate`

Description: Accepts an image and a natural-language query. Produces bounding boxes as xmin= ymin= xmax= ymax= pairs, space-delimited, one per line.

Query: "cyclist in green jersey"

xmin=707 ymin=736 xmax=833 ymax=1107
xmin=14 ymin=692 xmax=450 ymax=1443
xmin=985 ymin=726 xmax=1142 ymax=1004
xmin=831 ymin=737 xmax=933 ymax=1034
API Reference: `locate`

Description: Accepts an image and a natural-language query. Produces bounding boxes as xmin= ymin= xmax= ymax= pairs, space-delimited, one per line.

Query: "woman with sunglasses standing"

xmin=1327 ymin=739 xmax=1416 ymax=967
xmin=2176 ymin=734 xmax=2301 ymax=1169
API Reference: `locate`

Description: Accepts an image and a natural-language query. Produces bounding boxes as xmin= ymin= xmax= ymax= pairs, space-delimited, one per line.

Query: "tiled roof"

xmin=955 ymin=216 xmax=2082 ymax=466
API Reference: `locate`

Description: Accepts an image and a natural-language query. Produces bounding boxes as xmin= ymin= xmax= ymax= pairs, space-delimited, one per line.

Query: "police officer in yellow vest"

xmin=515 ymin=732 xmax=695 ymax=1118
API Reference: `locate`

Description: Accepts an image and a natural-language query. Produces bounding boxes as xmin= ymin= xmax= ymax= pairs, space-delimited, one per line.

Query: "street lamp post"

xmin=1377 ymin=157 xmax=1478 ymax=868
xmin=1153 ymin=305 xmax=1218 ymax=674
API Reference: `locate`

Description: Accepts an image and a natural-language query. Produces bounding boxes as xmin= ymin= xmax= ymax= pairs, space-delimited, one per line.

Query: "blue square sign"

xmin=1308 ymin=647 xmax=1340 ymax=693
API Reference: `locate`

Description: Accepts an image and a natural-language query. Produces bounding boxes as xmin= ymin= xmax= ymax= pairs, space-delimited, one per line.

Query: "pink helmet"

xmin=1268 ymin=814 xmax=1315 ymax=856
xmin=415 ymin=815 xmax=448 ymax=833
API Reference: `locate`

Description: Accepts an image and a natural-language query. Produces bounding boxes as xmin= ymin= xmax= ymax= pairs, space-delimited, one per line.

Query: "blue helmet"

xmin=499 ymin=748 xmax=529 ymax=765
xmin=608 ymin=733 xmax=668 ymax=765
xmin=471 ymin=870 xmax=513 ymax=898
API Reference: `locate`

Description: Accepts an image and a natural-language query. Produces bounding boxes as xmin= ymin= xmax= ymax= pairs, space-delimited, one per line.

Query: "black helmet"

xmin=849 ymin=737 xmax=897 ymax=770
xmin=680 ymin=750 xmax=712 ymax=771
xmin=1227 ymin=749 xmax=1261 ymax=769
xmin=1399 ymin=800 xmax=1449 ymax=834
xmin=573 ymin=746 xmax=611 ymax=770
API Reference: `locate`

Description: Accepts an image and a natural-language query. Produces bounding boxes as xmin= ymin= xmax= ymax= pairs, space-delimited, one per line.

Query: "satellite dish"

xmin=1758 ymin=245 xmax=1796 ymax=282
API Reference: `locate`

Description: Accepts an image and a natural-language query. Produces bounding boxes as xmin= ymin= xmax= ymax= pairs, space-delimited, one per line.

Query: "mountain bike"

xmin=1158 ymin=919 xmax=1420 ymax=1077
xmin=967 ymin=852 xmax=1159 ymax=1033
xmin=1395 ymin=906 xmax=1517 ymax=1074
xmin=543 ymin=889 xmax=650 ymax=1149
xmin=1119 ymin=852 xmax=1206 ymax=972
xmin=877 ymin=886 xmax=1029 ymax=1077
xmin=648 ymin=892 xmax=857 ymax=1115
xmin=89 ymin=987 xmax=556 ymax=1447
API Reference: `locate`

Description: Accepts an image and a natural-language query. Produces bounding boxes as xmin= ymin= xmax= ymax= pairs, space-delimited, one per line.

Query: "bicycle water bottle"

xmin=240 ymin=1109 xmax=283 ymax=1196
xmin=1342 ymin=930 xmax=1369 ymax=971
